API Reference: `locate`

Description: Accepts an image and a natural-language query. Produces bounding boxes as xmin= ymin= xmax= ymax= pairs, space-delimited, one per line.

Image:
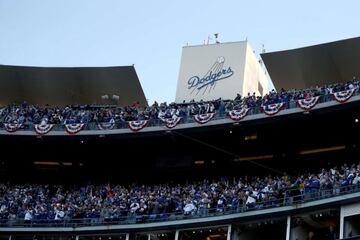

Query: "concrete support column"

xmin=286 ymin=215 xmax=291 ymax=240
xmin=175 ymin=230 xmax=179 ymax=240
xmin=227 ymin=224 xmax=232 ymax=240
xmin=339 ymin=210 xmax=344 ymax=239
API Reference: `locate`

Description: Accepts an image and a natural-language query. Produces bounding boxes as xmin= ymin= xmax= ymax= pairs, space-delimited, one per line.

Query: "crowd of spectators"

xmin=0 ymin=78 xmax=359 ymax=126
xmin=0 ymin=162 xmax=359 ymax=223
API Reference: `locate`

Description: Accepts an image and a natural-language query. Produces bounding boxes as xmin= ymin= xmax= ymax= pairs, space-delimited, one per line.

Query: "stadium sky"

xmin=0 ymin=0 xmax=359 ymax=104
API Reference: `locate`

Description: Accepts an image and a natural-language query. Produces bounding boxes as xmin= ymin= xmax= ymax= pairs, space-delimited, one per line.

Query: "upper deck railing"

xmin=0 ymin=88 xmax=358 ymax=135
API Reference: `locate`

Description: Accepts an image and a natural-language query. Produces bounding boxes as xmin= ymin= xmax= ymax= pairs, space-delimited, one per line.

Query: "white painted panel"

xmin=176 ymin=41 xmax=271 ymax=103
xmin=176 ymin=42 xmax=246 ymax=103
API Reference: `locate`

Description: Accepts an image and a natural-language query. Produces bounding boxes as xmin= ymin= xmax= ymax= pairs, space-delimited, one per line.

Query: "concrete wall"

xmin=290 ymin=225 xmax=309 ymax=240
xmin=243 ymin=43 xmax=269 ymax=97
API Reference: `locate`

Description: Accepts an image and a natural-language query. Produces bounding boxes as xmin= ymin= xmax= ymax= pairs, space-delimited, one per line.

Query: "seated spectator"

xmin=0 ymin=161 xmax=359 ymax=224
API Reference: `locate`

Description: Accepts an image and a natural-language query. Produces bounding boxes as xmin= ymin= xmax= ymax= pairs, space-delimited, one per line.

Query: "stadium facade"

xmin=0 ymin=65 xmax=147 ymax=106
xmin=261 ymin=37 xmax=360 ymax=91
xmin=0 ymin=38 xmax=360 ymax=240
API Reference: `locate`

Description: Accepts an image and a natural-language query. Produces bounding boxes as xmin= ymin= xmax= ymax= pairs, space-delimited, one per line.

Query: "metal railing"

xmin=0 ymin=91 xmax=358 ymax=134
xmin=1 ymin=184 xmax=359 ymax=228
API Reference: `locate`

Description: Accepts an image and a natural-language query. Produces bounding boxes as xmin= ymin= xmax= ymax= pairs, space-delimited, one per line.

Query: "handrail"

xmin=1 ymin=184 xmax=359 ymax=228
xmin=0 ymin=90 xmax=359 ymax=134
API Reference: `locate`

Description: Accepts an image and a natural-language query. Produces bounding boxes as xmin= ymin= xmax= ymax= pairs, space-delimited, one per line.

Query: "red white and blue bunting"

xmin=4 ymin=123 xmax=22 ymax=133
xmin=97 ymin=122 xmax=115 ymax=130
xmin=297 ymin=96 xmax=320 ymax=111
xmin=333 ymin=88 xmax=356 ymax=103
xmin=262 ymin=103 xmax=284 ymax=116
xmin=193 ymin=113 xmax=215 ymax=124
xmin=228 ymin=108 xmax=249 ymax=121
xmin=34 ymin=124 xmax=54 ymax=135
xmin=160 ymin=116 xmax=182 ymax=129
xmin=128 ymin=120 xmax=148 ymax=132
xmin=65 ymin=123 xmax=84 ymax=134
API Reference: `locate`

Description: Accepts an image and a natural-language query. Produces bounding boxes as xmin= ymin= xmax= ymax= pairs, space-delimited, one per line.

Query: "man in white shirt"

xmin=55 ymin=207 xmax=65 ymax=221
xmin=24 ymin=210 xmax=33 ymax=223
xmin=246 ymin=193 xmax=256 ymax=209
xmin=183 ymin=201 xmax=196 ymax=215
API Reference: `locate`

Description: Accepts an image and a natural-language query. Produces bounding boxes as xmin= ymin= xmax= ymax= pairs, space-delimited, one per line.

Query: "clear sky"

xmin=0 ymin=0 xmax=359 ymax=104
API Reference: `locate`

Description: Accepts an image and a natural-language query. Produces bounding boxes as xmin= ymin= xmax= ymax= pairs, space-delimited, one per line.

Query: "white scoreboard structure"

xmin=175 ymin=41 xmax=271 ymax=103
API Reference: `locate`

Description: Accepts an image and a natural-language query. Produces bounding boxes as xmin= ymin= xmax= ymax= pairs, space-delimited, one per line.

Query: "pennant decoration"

xmin=97 ymin=122 xmax=115 ymax=130
xmin=4 ymin=123 xmax=22 ymax=133
xmin=262 ymin=103 xmax=284 ymax=116
xmin=160 ymin=116 xmax=182 ymax=129
xmin=228 ymin=108 xmax=249 ymax=121
xmin=193 ymin=113 xmax=215 ymax=124
xmin=128 ymin=120 xmax=148 ymax=132
xmin=65 ymin=123 xmax=84 ymax=134
xmin=34 ymin=124 xmax=54 ymax=135
xmin=297 ymin=96 xmax=320 ymax=111
xmin=333 ymin=88 xmax=356 ymax=103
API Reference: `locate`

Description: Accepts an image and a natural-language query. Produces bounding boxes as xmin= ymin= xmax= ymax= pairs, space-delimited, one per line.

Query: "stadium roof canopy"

xmin=0 ymin=65 xmax=147 ymax=106
xmin=261 ymin=37 xmax=360 ymax=91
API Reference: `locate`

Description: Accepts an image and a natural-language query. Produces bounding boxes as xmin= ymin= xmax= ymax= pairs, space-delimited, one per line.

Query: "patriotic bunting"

xmin=297 ymin=96 xmax=320 ymax=111
xmin=160 ymin=116 xmax=182 ymax=129
xmin=34 ymin=124 xmax=54 ymax=135
xmin=193 ymin=113 xmax=215 ymax=124
xmin=65 ymin=123 xmax=84 ymax=134
xmin=1 ymin=89 xmax=359 ymax=135
xmin=228 ymin=108 xmax=249 ymax=121
xmin=4 ymin=123 xmax=22 ymax=133
xmin=128 ymin=120 xmax=148 ymax=132
xmin=97 ymin=122 xmax=115 ymax=130
xmin=262 ymin=103 xmax=284 ymax=116
xmin=333 ymin=88 xmax=356 ymax=103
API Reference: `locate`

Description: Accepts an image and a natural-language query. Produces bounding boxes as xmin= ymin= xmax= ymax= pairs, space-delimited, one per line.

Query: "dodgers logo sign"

xmin=187 ymin=56 xmax=234 ymax=96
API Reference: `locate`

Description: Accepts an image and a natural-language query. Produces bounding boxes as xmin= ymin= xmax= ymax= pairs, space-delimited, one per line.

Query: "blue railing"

xmin=0 ymin=184 xmax=359 ymax=228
